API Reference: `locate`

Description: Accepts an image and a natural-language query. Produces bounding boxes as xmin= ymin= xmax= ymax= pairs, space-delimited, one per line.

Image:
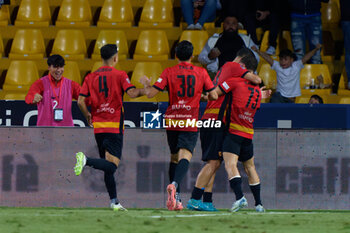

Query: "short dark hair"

xmin=237 ymin=47 xmax=258 ymax=71
xmin=100 ymin=44 xmax=118 ymax=60
xmin=279 ymin=49 xmax=297 ymax=60
xmin=175 ymin=40 xmax=193 ymax=61
xmin=224 ymin=15 xmax=238 ymax=21
xmin=47 ymin=54 xmax=65 ymax=67
xmin=310 ymin=95 xmax=324 ymax=104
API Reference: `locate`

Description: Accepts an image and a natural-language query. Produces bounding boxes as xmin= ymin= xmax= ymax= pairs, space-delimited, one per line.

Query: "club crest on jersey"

xmin=157 ymin=78 xmax=162 ymax=83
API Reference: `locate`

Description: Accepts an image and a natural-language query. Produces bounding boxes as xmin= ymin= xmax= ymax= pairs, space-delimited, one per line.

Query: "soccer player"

xmin=74 ymin=44 xmax=147 ymax=211
xmin=187 ymin=48 xmax=262 ymax=211
xmin=141 ymin=40 xmax=218 ymax=211
xmin=214 ymin=48 xmax=270 ymax=212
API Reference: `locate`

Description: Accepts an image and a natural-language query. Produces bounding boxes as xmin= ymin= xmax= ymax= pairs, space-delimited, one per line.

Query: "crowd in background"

xmin=180 ymin=0 xmax=349 ymax=103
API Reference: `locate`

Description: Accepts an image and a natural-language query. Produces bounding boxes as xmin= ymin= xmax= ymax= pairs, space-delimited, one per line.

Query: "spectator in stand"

xmin=288 ymin=0 xmax=329 ymax=64
xmin=252 ymin=44 xmax=322 ymax=103
xmin=340 ymin=0 xmax=350 ymax=89
xmin=309 ymin=95 xmax=324 ymax=104
xmin=198 ymin=15 xmax=259 ymax=79
xmin=220 ymin=0 xmax=286 ymax=55
xmin=181 ymin=0 xmax=221 ymax=30
xmin=25 ymin=55 xmax=80 ymax=126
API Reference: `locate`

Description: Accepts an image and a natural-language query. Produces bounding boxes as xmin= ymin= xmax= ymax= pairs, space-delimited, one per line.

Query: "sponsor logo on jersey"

xmin=222 ymin=82 xmax=230 ymax=90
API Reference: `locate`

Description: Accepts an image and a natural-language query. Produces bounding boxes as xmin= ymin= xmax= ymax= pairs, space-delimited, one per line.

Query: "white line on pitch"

xmin=150 ymin=213 xmax=232 ymax=218
xmin=149 ymin=211 xmax=337 ymax=218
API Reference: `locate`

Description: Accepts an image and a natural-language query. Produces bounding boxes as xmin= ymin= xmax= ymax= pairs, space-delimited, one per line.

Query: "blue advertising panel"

xmin=0 ymin=100 xmax=349 ymax=129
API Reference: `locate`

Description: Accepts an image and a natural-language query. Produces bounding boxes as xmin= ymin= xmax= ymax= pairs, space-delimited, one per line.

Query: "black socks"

xmin=250 ymin=183 xmax=262 ymax=206
xmin=86 ymin=157 xmax=118 ymax=200
xmin=229 ymin=177 xmax=243 ymax=200
xmin=173 ymin=159 xmax=189 ymax=186
xmin=191 ymin=187 xmax=204 ymax=200
xmin=203 ymin=192 xmax=213 ymax=203
xmin=86 ymin=157 xmax=117 ymax=173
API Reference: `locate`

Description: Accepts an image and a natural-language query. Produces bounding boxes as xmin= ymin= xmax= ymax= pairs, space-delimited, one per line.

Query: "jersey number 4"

xmin=177 ymin=75 xmax=196 ymax=97
xmin=245 ymin=87 xmax=260 ymax=109
xmin=99 ymin=76 xmax=109 ymax=98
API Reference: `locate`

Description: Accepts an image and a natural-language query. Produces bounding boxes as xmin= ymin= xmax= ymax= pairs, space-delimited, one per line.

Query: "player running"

xmin=74 ymin=44 xmax=147 ymax=211
xmin=141 ymin=40 xmax=218 ymax=210
xmin=187 ymin=48 xmax=262 ymax=211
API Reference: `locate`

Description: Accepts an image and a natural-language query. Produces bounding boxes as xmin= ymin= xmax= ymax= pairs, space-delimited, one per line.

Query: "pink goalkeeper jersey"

xmin=37 ymin=75 xmax=74 ymax=126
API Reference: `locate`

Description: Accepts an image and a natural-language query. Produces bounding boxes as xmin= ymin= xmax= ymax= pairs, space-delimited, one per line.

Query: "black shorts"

xmin=222 ymin=133 xmax=253 ymax=162
xmin=94 ymin=133 xmax=123 ymax=160
xmin=200 ymin=126 xmax=225 ymax=162
xmin=166 ymin=130 xmax=198 ymax=154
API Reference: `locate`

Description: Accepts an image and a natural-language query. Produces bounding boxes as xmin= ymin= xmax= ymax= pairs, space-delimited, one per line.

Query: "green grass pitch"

xmin=1 ymin=207 xmax=350 ymax=233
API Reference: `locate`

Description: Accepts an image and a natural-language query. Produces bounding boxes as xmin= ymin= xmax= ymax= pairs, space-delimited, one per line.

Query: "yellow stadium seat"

xmin=339 ymin=97 xmax=350 ymax=104
xmin=301 ymin=89 xmax=332 ymax=96
xmin=62 ymin=61 xmax=82 ymax=84
xmin=260 ymin=31 xmax=275 ymax=53
xmin=258 ymin=63 xmax=277 ymax=89
xmin=92 ymin=30 xmax=128 ymax=60
xmin=9 ymin=29 xmax=45 ymax=59
xmin=321 ymin=1 xmax=342 ymax=40
xmin=300 ymin=64 xmax=332 ymax=95
xmin=139 ymin=0 xmax=174 ymax=28
xmin=280 ymin=31 xmax=293 ymax=52
xmin=338 ymin=67 xmax=348 ymax=89
xmin=91 ymin=61 xmax=103 ymax=72
xmin=324 ymin=95 xmax=341 ymax=104
xmin=321 ymin=1 xmax=340 ymax=25
xmin=334 ymin=0 xmax=340 ymax=8
xmin=0 ymin=34 xmax=3 ymax=58
xmin=51 ymin=30 xmax=86 ymax=60
xmin=56 ymin=0 xmax=92 ymax=27
xmin=97 ymin=0 xmax=133 ymax=28
xmin=0 ymin=5 xmax=10 ymax=27
xmin=134 ymin=30 xmax=169 ymax=61
xmin=260 ymin=30 xmax=293 ymax=55
xmin=296 ymin=94 xmax=340 ymax=104
xmin=0 ymin=91 xmax=27 ymax=100
xmin=295 ymin=95 xmax=311 ymax=104
xmin=15 ymin=0 xmax=51 ymax=27
xmin=3 ymin=61 xmax=39 ymax=91
xmin=91 ymin=61 xmax=121 ymax=73
xmin=337 ymin=67 xmax=350 ymax=95
xmin=260 ymin=30 xmax=271 ymax=53
xmin=179 ymin=30 xmax=208 ymax=60
xmin=124 ymin=62 xmax=166 ymax=102
xmin=256 ymin=27 xmax=264 ymax=42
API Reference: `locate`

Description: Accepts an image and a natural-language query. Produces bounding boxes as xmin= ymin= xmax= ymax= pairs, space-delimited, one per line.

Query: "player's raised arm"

xmin=244 ymin=72 xmax=262 ymax=85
